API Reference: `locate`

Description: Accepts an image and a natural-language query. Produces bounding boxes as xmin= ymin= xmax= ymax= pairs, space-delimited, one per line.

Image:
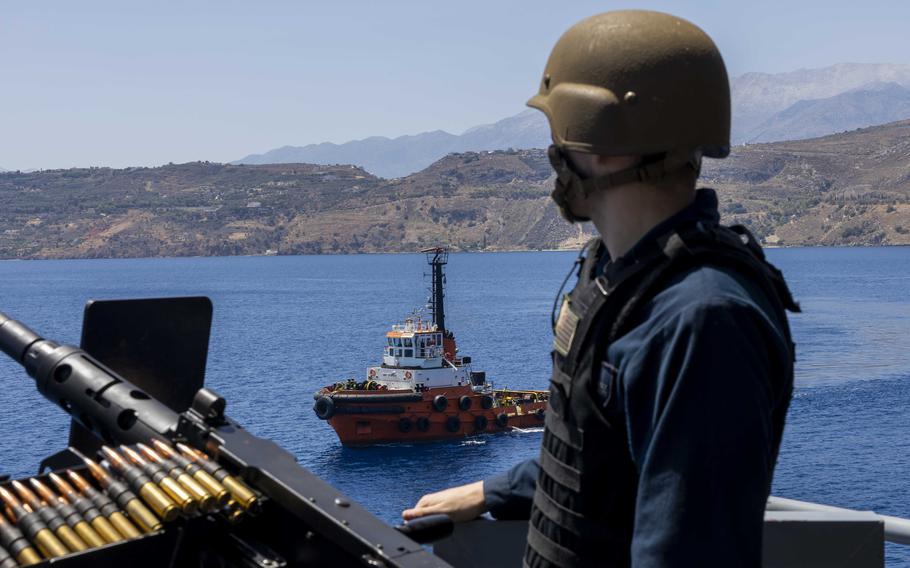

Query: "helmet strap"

xmin=578 ymin=151 xmax=700 ymax=196
xmin=547 ymin=145 xmax=700 ymax=224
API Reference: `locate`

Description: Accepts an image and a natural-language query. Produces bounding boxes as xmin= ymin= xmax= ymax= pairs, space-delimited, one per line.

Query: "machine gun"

xmin=0 ymin=297 xmax=453 ymax=567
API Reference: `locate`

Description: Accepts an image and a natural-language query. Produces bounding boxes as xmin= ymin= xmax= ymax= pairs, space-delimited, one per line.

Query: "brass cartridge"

xmin=82 ymin=457 xmax=163 ymax=532
xmin=221 ymin=499 xmax=245 ymax=524
xmin=47 ymin=472 xmax=122 ymax=544
xmin=28 ymin=526 xmax=68 ymax=559
xmin=0 ymin=542 xmax=19 ymax=568
xmin=121 ymin=446 xmax=197 ymax=516
xmin=178 ymin=443 xmax=262 ymax=514
xmin=21 ymin=502 xmax=86 ymax=553
xmin=138 ymin=443 xmax=216 ymax=513
xmin=152 ymin=439 xmax=230 ymax=508
xmin=67 ymin=470 xmax=141 ymax=540
xmin=12 ymin=481 xmax=87 ymax=552
xmin=0 ymin=486 xmax=69 ymax=559
xmin=106 ymin=510 xmax=140 ymax=540
xmin=220 ymin=477 xmax=260 ymax=514
xmin=28 ymin=478 xmax=107 ymax=548
xmin=0 ymin=511 xmax=42 ymax=566
xmin=100 ymin=447 xmax=179 ymax=523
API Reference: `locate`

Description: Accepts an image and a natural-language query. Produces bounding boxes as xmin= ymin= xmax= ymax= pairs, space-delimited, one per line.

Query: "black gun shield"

xmin=69 ymin=296 xmax=213 ymax=453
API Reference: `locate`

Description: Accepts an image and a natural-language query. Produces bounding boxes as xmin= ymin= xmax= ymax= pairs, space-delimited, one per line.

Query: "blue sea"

xmin=0 ymin=248 xmax=908 ymax=564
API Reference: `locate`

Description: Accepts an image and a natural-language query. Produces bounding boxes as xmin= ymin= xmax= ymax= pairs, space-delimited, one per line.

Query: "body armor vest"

xmin=525 ymin=215 xmax=799 ymax=568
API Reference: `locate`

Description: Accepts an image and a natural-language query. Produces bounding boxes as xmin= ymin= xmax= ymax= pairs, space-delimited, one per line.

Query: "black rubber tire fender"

xmin=495 ymin=413 xmax=509 ymax=428
xmin=398 ymin=417 xmax=413 ymax=433
xmin=458 ymin=395 xmax=472 ymax=411
xmin=535 ymin=408 xmax=546 ymax=420
xmin=445 ymin=416 xmax=461 ymax=433
xmin=480 ymin=395 xmax=494 ymax=410
xmin=432 ymin=395 xmax=448 ymax=412
xmin=313 ymin=396 xmax=335 ymax=420
xmin=416 ymin=417 xmax=430 ymax=432
xmin=474 ymin=415 xmax=488 ymax=431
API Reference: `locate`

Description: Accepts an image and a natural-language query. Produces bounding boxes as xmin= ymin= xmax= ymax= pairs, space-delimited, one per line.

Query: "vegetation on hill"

xmin=1 ymin=119 xmax=910 ymax=259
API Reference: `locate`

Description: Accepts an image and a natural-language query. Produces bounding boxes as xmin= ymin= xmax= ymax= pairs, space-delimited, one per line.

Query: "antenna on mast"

xmin=421 ymin=246 xmax=448 ymax=333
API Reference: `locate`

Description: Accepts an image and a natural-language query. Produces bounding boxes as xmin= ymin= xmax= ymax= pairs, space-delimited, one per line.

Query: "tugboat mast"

xmin=423 ymin=247 xmax=448 ymax=333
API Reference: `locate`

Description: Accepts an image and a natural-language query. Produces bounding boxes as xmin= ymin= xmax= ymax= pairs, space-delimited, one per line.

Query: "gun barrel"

xmin=0 ymin=313 xmax=43 ymax=363
xmin=0 ymin=314 xmax=178 ymax=445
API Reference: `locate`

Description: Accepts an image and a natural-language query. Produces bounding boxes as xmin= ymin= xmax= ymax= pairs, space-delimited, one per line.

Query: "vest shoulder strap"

xmin=606 ymin=222 xmax=799 ymax=346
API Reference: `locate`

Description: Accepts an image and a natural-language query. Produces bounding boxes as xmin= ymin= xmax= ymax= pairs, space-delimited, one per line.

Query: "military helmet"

xmin=528 ymin=10 xmax=730 ymax=159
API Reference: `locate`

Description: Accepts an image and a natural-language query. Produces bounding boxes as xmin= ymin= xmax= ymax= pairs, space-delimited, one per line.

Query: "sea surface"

xmin=0 ymin=248 xmax=908 ymax=563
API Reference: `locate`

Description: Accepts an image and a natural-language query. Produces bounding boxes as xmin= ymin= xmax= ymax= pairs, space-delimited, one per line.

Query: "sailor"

xmin=403 ymin=10 xmax=800 ymax=567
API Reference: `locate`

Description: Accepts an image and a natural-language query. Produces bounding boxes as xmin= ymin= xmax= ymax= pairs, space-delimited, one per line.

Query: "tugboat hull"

xmin=315 ymin=386 xmax=547 ymax=446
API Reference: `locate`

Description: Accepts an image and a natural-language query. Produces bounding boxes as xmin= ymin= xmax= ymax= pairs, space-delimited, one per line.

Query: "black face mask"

xmin=547 ymin=145 xmax=592 ymax=224
xmin=546 ymin=145 xmax=694 ymax=224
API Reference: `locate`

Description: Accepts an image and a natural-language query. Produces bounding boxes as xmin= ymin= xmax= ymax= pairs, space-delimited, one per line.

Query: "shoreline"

xmin=3 ymin=242 xmax=910 ymax=262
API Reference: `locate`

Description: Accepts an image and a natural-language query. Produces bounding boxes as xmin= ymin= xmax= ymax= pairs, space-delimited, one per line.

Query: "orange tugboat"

xmin=313 ymin=247 xmax=549 ymax=446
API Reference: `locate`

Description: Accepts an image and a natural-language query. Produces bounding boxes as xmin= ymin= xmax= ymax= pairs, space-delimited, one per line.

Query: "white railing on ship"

xmin=434 ymin=496 xmax=910 ymax=567
xmin=767 ymin=496 xmax=910 ymax=545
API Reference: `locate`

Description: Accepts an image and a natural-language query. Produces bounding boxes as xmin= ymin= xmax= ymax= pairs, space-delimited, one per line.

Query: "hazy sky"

xmin=3 ymin=0 xmax=909 ymax=170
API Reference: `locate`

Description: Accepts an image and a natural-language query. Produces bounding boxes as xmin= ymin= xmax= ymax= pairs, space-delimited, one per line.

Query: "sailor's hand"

xmin=402 ymin=480 xmax=487 ymax=522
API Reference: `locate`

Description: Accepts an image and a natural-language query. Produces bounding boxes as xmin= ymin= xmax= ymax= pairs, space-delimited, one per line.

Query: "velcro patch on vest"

xmin=553 ymin=295 xmax=580 ymax=357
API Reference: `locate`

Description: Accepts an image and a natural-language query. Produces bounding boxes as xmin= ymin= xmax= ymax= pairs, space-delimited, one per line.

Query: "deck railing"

xmin=432 ymin=495 xmax=910 ymax=567
xmin=767 ymin=496 xmax=910 ymax=545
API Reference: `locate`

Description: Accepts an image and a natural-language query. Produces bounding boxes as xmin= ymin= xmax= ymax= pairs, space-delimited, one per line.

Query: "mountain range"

xmin=236 ymin=63 xmax=910 ymax=178
xmin=743 ymin=82 xmax=910 ymax=143
xmin=235 ymin=110 xmax=549 ymax=180
xmin=3 ymin=117 xmax=910 ymax=259
xmin=731 ymin=63 xmax=910 ymax=142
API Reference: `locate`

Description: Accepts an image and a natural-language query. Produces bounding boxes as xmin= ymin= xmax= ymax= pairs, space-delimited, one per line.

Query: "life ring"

xmin=474 ymin=415 xmax=488 ymax=431
xmin=404 ymin=371 xmax=413 ymax=380
xmin=313 ymin=396 xmax=335 ymax=420
xmin=535 ymin=408 xmax=546 ymax=420
xmin=369 ymin=368 xmax=377 ymax=378
xmin=445 ymin=416 xmax=461 ymax=433
xmin=432 ymin=395 xmax=448 ymax=412
xmin=416 ymin=417 xmax=430 ymax=432
xmin=458 ymin=396 xmax=472 ymax=411
xmin=398 ymin=417 xmax=413 ymax=433
xmin=480 ymin=395 xmax=494 ymax=410
xmin=495 ymin=413 xmax=509 ymax=428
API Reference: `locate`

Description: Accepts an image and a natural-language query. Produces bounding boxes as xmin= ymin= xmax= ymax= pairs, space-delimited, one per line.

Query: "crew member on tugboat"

xmin=403 ymin=10 xmax=799 ymax=568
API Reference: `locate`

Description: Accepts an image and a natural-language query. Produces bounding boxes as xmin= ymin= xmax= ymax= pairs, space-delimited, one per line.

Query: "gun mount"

xmin=0 ymin=297 xmax=453 ymax=567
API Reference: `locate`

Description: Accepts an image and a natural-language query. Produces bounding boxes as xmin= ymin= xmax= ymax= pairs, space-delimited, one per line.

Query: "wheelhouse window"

xmin=404 ymin=349 xmax=413 ymax=357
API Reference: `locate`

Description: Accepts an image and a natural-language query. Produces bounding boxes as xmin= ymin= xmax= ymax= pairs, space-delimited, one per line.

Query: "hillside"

xmin=0 ymin=153 xmax=585 ymax=258
xmin=2 ymin=119 xmax=910 ymax=259
xmin=705 ymin=119 xmax=910 ymax=246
